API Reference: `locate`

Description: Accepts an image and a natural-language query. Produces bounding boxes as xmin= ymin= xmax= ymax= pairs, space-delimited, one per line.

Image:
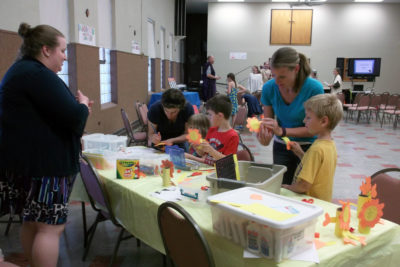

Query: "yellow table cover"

xmin=71 ymin=166 xmax=400 ymax=267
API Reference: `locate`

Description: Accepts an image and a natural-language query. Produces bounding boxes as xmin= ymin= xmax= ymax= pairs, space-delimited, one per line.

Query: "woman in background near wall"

xmin=0 ymin=23 xmax=92 ymax=267
xmin=257 ymin=47 xmax=324 ymax=185
xmin=329 ymin=67 xmax=343 ymax=94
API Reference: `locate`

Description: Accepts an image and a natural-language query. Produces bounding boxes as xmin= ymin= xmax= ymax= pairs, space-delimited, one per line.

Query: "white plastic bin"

xmin=82 ymin=134 xmax=127 ymax=152
xmin=206 ymin=162 xmax=286 ymax=195
xmin=207 ymin=187 xmax=323 ymax=262
xmin=178 ymin=176 xmax=210 ymax=202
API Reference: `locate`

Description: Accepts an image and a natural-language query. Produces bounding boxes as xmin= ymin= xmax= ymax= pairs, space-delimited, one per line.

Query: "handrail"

xmin=234 ymin=65 xmax=253 ymax=76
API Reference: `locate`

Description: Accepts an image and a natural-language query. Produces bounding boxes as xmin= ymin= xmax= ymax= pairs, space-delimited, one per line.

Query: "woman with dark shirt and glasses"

xmin=147 ymin=89 xmax=194 ymax=150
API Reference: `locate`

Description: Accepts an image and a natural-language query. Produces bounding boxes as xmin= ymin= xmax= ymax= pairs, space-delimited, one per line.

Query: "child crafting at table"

xmin=191 ymin=95 xmax=239 ymax=165
xmin=282 ymin=94 xmax=343 ymax=202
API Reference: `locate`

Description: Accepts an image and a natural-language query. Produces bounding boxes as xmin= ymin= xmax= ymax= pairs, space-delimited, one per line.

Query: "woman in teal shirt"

xmin=258 ymin=47 xmax=324 ymax=184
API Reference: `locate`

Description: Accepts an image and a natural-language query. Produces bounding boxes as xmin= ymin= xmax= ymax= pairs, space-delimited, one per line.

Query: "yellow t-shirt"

xmin=294 ymin=139 xmax=337 ymax=202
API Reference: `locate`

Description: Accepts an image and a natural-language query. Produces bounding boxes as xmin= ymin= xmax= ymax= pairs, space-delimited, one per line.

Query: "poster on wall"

xmin=229 ymin=52 xmax=247 ymax=60
xmin=131 ymin=40 xmax=141 ymax=55
xmin=78 ymin=24 xmax=96 ymax=46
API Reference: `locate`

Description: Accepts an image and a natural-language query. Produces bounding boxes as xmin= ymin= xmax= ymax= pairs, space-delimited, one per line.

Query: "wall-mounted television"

xmin=347 ymin=58 xmax=381 ymax=78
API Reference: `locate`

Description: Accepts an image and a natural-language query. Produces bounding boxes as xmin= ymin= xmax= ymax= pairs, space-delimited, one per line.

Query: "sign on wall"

xmin=229 ymin=52 xmax=247 ymax=60
xmin=78 ymin=24 xmax=96 ymax=46
xmin=131 ymin=40 xmax=141 ymax=55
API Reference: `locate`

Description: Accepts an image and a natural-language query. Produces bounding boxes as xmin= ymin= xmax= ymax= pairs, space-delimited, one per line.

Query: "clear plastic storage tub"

xmin=82 ymin=134 xmax=127 ymax=151
xmin=207 ymin=187 xmax=323 ymax=262
xmin=206 ymin=162 xmax=286 ymax=195
xmin=178 ymin=176 xmax=210 ymax=202
xmin=83 ymin=147 xmax=169 ymax=174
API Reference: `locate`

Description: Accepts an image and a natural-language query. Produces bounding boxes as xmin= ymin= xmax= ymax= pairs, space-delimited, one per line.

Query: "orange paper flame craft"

xmin=358 ymin=199 xmax=384 ymax=228
xmin=161 ymin=160 xmax=174 ymax=178
xmin=186 ymin=129 xmax=203 ymax=145
xmin=246 ymin=117 xmax=261 ymax=133
xmin=360 ymin=177 xmax=377 ymax=198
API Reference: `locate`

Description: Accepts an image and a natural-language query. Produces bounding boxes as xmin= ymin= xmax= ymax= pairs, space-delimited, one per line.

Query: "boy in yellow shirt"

xmin=282 ymin=94 xmax=343 ymax=202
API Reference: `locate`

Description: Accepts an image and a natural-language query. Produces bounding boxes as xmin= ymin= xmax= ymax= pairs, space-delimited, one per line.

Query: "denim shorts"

xmin=273 ymin=141 xmax=311 ymax=185
xmin=0 ymin=172 xmax=76 ymax=225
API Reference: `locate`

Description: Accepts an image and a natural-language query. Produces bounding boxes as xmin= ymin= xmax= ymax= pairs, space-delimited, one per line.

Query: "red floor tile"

xmin=350 ymin=174 xmax=367 ymax=179
xmin=333 ymin=136 xmax=344 ymax=138
xmin=377 ymin=142 xmax=389 ymax=145
xmin=247 ymin=145 xmax=256 ymax=148
xmin=381 ymin=164 xmax=399 ymax=168
xmin=355 ymin=132 xmax=365 ymax=134
xmin=390 ymin=149 xmax=400 ymax=152
xmin=385 ymin=133 xmax=396 ymax=135
xmin=374 ymin=128 xmax=385 ymax=131
xmin=365 ymin=136 xmax=377 ymax=139
xmin=366 ymin=155 xmax=381 ymax=159
xmin=338 ymin=163 xmax=353 ymax=167
xmin=353 ymin=147 xmax=367 ymax=151
xmin=343 ymin=141 xmax=355 ymax=144
xmin=347 ymin=128 xmax=356 ymax=130
xmin=242 ymin=138 xmax=254 ymax=142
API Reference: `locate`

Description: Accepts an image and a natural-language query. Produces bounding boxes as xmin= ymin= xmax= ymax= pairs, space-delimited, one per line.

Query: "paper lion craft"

xmin=186 ymin=128 xmax=203 ymax=145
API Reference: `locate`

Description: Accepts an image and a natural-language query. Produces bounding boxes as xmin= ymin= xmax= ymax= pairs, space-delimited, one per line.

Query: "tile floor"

xmin=1 ymin=114 xmax=399 ymax=266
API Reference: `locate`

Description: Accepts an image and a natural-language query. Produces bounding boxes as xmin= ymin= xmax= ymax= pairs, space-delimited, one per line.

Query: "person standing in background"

xmin=0 ymin=23 xmax=92 ymax=267
xmin=329 ymin=67 xmax=343 ymax=94
xmin=248 ymin=66 xmax=263 ymax=93
xmin=226 ymin=73 xmax=239 ymax=125
xmin=201 ymin=55 xmax=220 ymax=102
xmin=257 ymin=47 xmax=324 ymax=185
xmin=260 ymin=61 xmax=272 ymax=84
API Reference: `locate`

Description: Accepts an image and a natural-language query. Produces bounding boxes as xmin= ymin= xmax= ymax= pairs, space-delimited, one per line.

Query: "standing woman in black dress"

xmin=0 ymin=23 xmax=92 ymax=267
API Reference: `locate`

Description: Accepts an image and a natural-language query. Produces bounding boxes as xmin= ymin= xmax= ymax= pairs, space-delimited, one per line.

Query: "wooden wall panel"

xmin=162 ymin=59 xmax=168 ymax=89
xmin=69 ymin=43 xmax=103 ymax=133
xmin=291 ymin=10 xmax=313 ymax=45
xmin=0 ymin=30 xmax=21 ymax=79
xmin=173 ymin=62 xmax=180 ymax=83
xmin=270 ymin=10 xmax=291 ymax=45
xmin=179 ymin=63 xmax=184 ymax=84
xmin=1 ymin=34 xmax=149 ymax=134
xmin=69 ymin=44 xmax=148 ymax=134
xmin=155 ymin=58 xmax=161 ymax=92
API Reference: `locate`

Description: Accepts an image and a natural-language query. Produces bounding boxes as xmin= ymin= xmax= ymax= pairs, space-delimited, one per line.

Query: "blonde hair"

xmin=304 ymin=94 xmax=343 ymax=130
xmin=188 ymin=114 xmax=210 ymax=138
xmin=270 ymin=47 xmax=311 ymax=93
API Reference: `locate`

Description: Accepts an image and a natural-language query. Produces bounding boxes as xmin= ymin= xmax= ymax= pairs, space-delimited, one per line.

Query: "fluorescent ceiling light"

xmin=218 ymin=0 xmax=245 ymax=2
xmin=354 ymin=0 xmax=383 ymax=2
xmin=271 ymin=0 xmax=299 ymax=2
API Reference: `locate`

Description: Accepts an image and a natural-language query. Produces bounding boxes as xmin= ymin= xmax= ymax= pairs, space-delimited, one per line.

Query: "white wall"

xmin=68 ymin=0 xmax=98 ymax=45
xmin=0 ymin=0 xmax=40 ymax=31
xmin=208 ymin=3 xmax=400 ymax=94
xmin=39 ymin=0 xmax=69 ymax=41
xmin=0 ymin=0 xmax=178 ymax=61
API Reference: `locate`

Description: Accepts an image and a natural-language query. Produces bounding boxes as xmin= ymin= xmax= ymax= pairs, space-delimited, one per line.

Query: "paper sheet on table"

xmin=290 ymin=243 xmax=319 ymax=263
xmin=323 ymin=81 xmax=329 ymax=86
xmin=150 ymin=187 xmax=182 ymax=202
xmin=241 ymin=203 xmax=296 ymax=221
xmin=243 ymin=243 xmax=319 ymax=263
xmin=211 ymin=200 xmax=296 ymax=221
